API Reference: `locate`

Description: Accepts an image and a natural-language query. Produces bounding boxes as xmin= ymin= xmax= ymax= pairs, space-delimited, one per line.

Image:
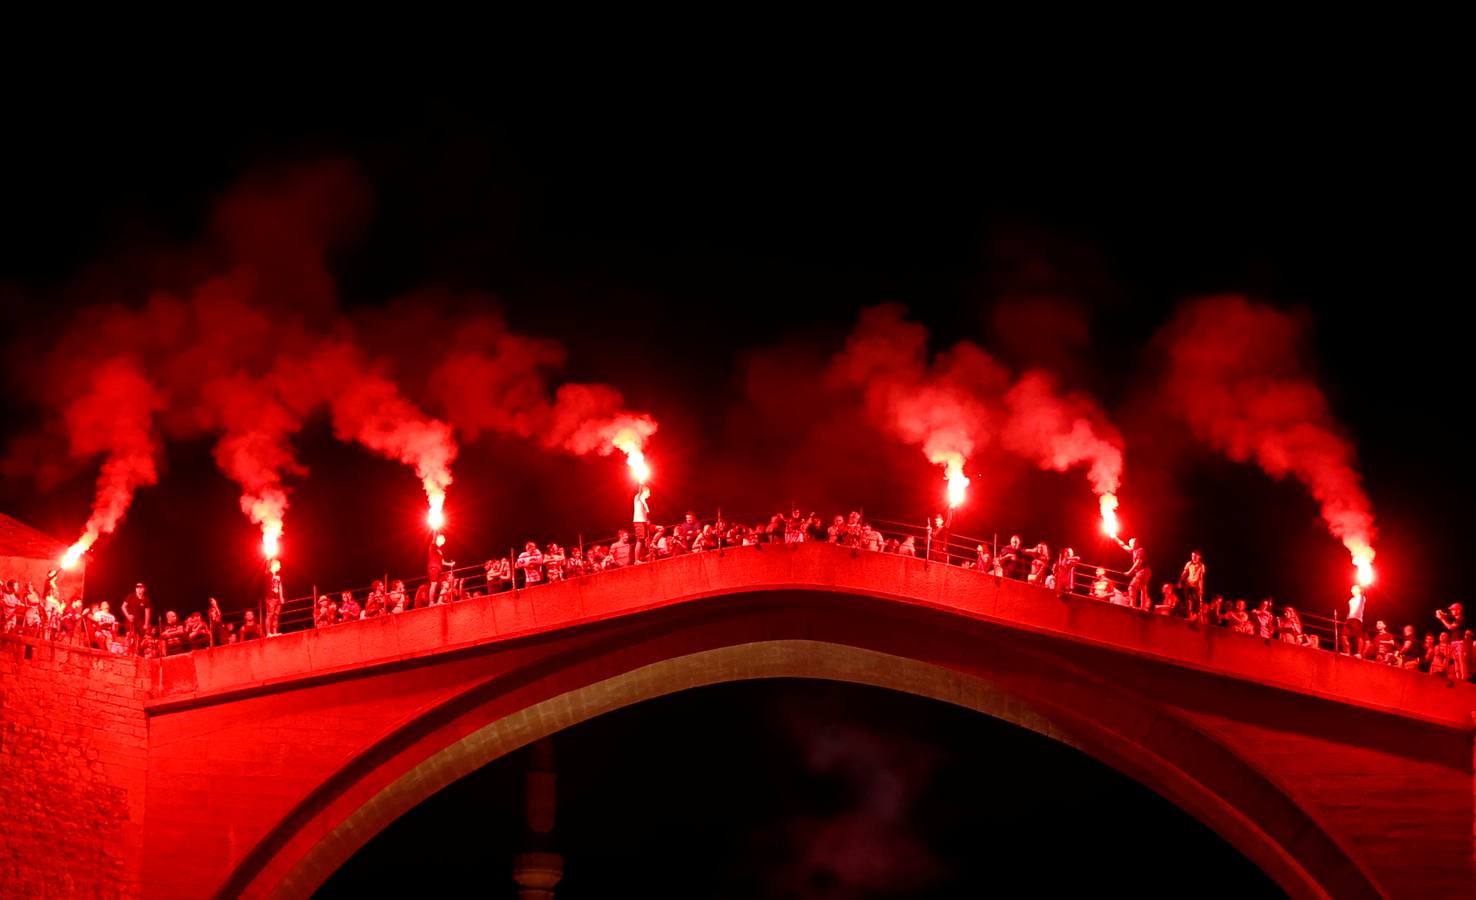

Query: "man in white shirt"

xmin=633 ymin=486 xmax=651 ymax=563
xmin=1344 ymin=584 xmax=1367 ymax=656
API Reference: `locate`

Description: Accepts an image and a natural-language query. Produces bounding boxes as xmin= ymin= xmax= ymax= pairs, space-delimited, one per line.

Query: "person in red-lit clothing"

xmin=545 ymin=544 xmax=567 ymax=582
xmin=517 ymin=542 xmax=545 ymax=587
xmin=364 ymin=581 xmax=388 ymax=617
xmin=1342 ymin=585 xmax=1367 ymax=656
xmin=1115 ymin=537 xmax=1151 ymax=611
xmin=121 ymin=582 xmax=152 ymax=652
xmin=428 ymin=532 xmax=454 ymax=604
xmin=633 ymin=486 xmax=652 ymax=561
xmin=339 ymin=591 xmax=362 ymax=621
xmin=265 ymin=568 xmax=285 ymax=636
xmin=1178 ymin=551 xmax=1207 ymax=620
xmin=1436 ymin=603 xmax=1466 ymax=680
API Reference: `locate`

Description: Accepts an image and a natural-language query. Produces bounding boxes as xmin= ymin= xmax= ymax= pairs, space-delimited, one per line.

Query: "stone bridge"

xmin=5 ymin=541 xmax=1474 ymax=897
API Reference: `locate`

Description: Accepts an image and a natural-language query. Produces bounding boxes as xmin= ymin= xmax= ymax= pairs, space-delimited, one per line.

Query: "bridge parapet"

xmin=149 ymin=541 xmax=1476 ymax=732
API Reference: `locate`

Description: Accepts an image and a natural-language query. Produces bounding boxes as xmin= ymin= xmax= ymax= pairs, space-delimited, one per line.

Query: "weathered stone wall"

xmin=0 ymin=635 xmax=147 ymax=897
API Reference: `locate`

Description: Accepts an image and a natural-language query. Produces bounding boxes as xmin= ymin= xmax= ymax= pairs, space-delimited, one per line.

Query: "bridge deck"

xmin=149 ymin=541 xmax=1476 ymax=731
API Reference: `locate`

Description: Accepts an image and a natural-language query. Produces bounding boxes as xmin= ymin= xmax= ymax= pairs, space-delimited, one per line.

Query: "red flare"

xmin=1100 ymin=493 xmax=1120 ymax=538
xmin=60 ymin=538 xmax=92 ymax=570
xmin=262 ymin=524 xmax=281 ymax=560
xmin=1354 ymin=555 xmax=1374 ymax=587
xmin=943 ymin=459 xmax=969 ymax=508
xmin=612 ymin=427 xmax=651 ymax=484
xmin=427 ymin=496 xmax=446 ymax=531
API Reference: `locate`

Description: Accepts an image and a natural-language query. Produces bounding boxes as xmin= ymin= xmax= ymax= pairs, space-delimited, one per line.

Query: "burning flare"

xmin=262 ymin=522 xmax=281 ymax=560
xmin=427 ymin=494 xmax=446 ymax=531
xmin=60 ymin=537 xmax=92 ymax=570
xmin=1353 ymin=553 xmax=1375 ymax=587
xmin=612 ymin=426 xmax=651 ymax=484
xmin=1100 ymin=493 xmax=1120 ymax=538
xmin=943 ymin=457 xmax=969 ymax=508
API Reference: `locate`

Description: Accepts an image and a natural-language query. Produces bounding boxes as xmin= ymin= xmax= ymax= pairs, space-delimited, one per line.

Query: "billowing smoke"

xmin=1003 ymin=370 xmax=1124 ymax=530
xmin=830 ymin=304 xmax=1008 ymax=502
xmin=9 ymin=160 xmax=659 ymax=563
xmin=832 ymin=304 xmax=1125 ymax=516
xmin=426 ymin=324 xmax=658 ymax=470
xmin=280 ymin=342 xmax=459 ymax=523
xmin=204 ymin=371 xmax=305 ymax=559
xmin=58 ymin=358 xmax=164 ymax=563
xmin=1157 ymin=295 xmax=1377 ymax=579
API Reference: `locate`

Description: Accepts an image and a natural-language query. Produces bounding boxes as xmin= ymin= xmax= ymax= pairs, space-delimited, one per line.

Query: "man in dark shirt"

xmin=160 ymin=611 xmax=185 ymax=656
xmin=239 ymin=611 xmax=264 ymax=641
xmin=121 ymin=583 xmax=152 ymax=655
xmin=998 ymin=535 xmax=1026 ymax=580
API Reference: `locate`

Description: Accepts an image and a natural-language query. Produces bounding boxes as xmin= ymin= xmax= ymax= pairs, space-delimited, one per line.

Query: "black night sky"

xmin=0 ymin=83 xmax=1464 ymax=896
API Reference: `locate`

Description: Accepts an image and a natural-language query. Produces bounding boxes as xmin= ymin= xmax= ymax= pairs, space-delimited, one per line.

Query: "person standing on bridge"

xmin=1435 ymin=603 xmax=1465 ymax=680
xmin=1115 ymin=536 xmax=1151 ymax=610
xmin=121 ymin=582 xmax=152 ymax=653
xmin=428 ymin=532 xmax=454 ymax=604
xmin=517 ymin=542 xmax=545 ymax=586
xmin=633 ymin=486 xmax=651 ymax=562
xmin=1342 ymin=584 xmax=1367 ymax=656
xmin=1178 ymin=551 xmax=1207 ymax=620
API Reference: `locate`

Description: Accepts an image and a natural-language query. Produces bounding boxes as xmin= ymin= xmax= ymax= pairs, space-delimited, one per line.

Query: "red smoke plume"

xmin=1157 ymin=295 xmax=1377 ymax=574
xmin=831 ymin=304 xmax=1008 ymax=498
xmin=9 ymin=161 xmax=661 ymax=558
xmin=832 ymin=304 xmax=1125 ymax=513
xmin=427 ymin=320 xmax=658 ymax=464
xmin=59 ymin=358 xmax=164 ymax=558
xmin=280 ymin=342 xmax=458 ymax=516
xmin=8 ymin=161 xmax=460 ymax=556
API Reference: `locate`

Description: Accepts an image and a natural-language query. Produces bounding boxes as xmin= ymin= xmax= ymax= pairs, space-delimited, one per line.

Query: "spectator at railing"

xmin=1091 ymin=568 xmax=1111 ymax=600
xmin=999 ymin=535 xmax=1025 ymax=581
xmin=239 ymin=611 xmax=263 ymax=641
xmin=1417 ymin=633 xmax=1436 ymax=672
xmin=1435 ymin=603 xmax=1465 ymax=681
xmin=1153 ymin=583 xmax=1179 ymax=616
xmin=1395 ymin=625 xmax=1420 ymax=668
xmin=897 ymin=536 xmax=916 ymax=557
xmin=1253 ymin=600 xmax=1276 ymax=639
xmin=485 ymin=559 xmax=511 ymax=593
xmin=1027 ymin=543 xmax=1050 ymax=585
xmin=827 ymin=515 xmax=845 ymax=544
xmin=315 ymin=596 xmax=336 ymax=627
xmin=1278 ymin=606 xmax=1308 ymax=646
xmin=568 ymin=547 xmax=590 ymax=576
xmin=1431 ymin=632 xmax=1452 ymax=678
xmin=676 ymin=512 xmax=701 ymax=545
xmin=1179 ymin=551 xmax=1207 ymax=620
xmin=609 ymin=531 xmax=635 ymax=567
xmin=161 ymin=611 xmax=186 ymax=656
xmin=339 ymin=591 xmax=362 ymax=621
xmin=208 ymin=598 xmax=224 ymax=647
xmin=1054 ymin=548 xmax=1079 ymax=593
xmin=388 ymin=580 xmax=408 ymax=614
xmin=517 ymin=542 xmax=545 ymax=586
xmin=1371 ymin=621 xmax=1396 ymax=663
xmin=1 ymin=579 xmax=18 ymax=634
xmin=1225 ymin=599 xmax=1254 ymax=635
xmin=365 ymin=581 xmax=388 ymax=616
xmin=185 ymin=612 xmax=210 ymax=651
xmin=545 ymin=544 xmax=567 ymax=581
xmin=92 ymin=601 xmax=118 ymax=650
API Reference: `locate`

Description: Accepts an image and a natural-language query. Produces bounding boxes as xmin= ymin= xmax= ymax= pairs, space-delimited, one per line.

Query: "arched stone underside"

xmin=227 ymin=619 xmax=1385 ymax=900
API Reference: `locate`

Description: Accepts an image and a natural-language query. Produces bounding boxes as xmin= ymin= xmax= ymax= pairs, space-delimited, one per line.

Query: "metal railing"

xmin=124 ymin=508 xmax=1423 ymax=677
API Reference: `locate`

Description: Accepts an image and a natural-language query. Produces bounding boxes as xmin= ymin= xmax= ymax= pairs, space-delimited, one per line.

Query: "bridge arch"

xmin=215 ymin=590 xmax=1382 ymax=900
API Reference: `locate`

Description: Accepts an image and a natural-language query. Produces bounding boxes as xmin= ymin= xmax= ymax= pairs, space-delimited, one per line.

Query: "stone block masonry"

xmin=0 ymin=636 xmax=148 ymax=898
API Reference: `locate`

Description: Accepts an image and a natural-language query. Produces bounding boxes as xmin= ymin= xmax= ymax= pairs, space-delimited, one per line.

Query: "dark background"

xmin=0 ymin=84 xmax=1461 ymax=895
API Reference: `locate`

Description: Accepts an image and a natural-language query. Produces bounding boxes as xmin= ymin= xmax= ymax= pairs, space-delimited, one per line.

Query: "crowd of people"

xmin=4 ymin=491 xmax=1472 ymax=686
